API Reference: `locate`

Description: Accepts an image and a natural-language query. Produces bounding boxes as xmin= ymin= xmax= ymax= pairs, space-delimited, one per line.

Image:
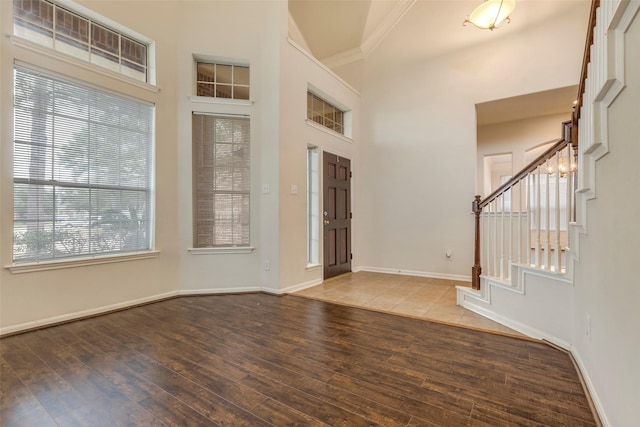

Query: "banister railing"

xmin=472 ymin=121 xmax=576 ymax=289
xmin=471 ymin=0 xmax=600 ymax=290
xmin=572 ymin=0 xmax=600 ymax=143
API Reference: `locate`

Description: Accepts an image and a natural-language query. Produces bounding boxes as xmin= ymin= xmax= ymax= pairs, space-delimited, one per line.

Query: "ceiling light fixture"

xmin=463 ymin=0 xmax=515 ymax=31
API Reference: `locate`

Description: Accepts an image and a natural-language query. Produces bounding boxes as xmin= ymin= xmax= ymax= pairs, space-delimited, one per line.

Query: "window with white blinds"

xmin=192 ymin=113 xmax=250 ymax=247
xmin=13 ymin=66 xmax=154 ymax=263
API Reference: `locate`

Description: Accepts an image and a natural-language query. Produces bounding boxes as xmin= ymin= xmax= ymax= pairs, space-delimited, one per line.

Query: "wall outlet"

xmin=262 ymin=184 xmax=270 ymax=194
xmin=264 ymin=259 xmax=270 ymax=271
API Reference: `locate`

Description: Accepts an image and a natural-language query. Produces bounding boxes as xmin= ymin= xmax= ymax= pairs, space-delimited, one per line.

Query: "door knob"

xmin=324 ymin=219 xmax=330 ymax=225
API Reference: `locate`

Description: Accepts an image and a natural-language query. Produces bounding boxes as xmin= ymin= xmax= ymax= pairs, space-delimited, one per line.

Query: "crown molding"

xmin=321 ymin=0 xmax=416 ymax=69
xmin=287 ymin=10 xmax=311 ymax=53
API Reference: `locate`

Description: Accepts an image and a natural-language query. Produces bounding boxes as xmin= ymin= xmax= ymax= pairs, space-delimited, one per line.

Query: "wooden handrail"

xmin=479 ymin=122 xmax=572 ymax=209
xmin=574 ymin=0 xmax=600 ymax=120
xmin=572 ymin=0 xmax=600 ymax=146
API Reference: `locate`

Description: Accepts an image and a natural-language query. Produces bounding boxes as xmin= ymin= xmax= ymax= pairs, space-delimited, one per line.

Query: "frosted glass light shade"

xmin=464 ymin=0 xmax=516 ymax=30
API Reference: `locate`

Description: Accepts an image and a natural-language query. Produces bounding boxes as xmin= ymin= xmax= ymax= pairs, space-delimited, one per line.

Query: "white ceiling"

xmin=289 ymin=1 xmax=588 ymax=64
xmin=288 ymin=0 xmax=589 ymax=124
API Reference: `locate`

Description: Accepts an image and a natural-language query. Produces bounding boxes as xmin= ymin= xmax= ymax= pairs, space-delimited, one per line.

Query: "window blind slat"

xmin=13 ymin=66 xmax=154 ymax=263
xmin=192 ymin=113 xmax=250 ymax=248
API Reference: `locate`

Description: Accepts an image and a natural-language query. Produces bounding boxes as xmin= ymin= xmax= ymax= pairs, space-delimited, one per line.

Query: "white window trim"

xmin=10 ymin=36 xmax=160 ymax=93
xmin=6 ymin=251 xmax=160 ymax=274
xmin=188 ymin=247 xmax=255 ymax=255
xmin=188 ymin=95 xmax=253 ymax=106
xmin=305 ymin=119 xmax=353 ymax=143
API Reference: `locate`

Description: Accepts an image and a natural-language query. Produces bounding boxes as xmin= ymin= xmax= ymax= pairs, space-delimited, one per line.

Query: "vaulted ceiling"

xmin=288 ymin=0 xmax=588 ymax=123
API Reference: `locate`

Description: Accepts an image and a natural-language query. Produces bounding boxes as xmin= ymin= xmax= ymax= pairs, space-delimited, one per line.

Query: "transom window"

xmin=196 ymin=62 xmax=250 ymax=100
xmin=307 ymin=92 xmax=344 ymax=134
xmin=13 ymin=66 xmax=154 ymax=263
xmin=192 ymin=113 xmax=251 ymax=247
xmin=13 ymin=0 xmax=149 ymax=82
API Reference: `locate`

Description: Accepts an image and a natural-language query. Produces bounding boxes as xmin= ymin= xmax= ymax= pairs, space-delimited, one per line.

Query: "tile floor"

xmin=294 ymin=271 xmax=522 ymax=336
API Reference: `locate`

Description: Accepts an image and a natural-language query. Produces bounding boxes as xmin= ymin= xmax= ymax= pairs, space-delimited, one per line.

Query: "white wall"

xmin=0 ymin=0 xmax=361 ymax=332
xmin=0 ymin=0 xmax=181 ymax=333
xmin=334 ymin=2 xmax=588 ymax=279
xmin=572 ymin=9 xmax=640 ymax=425
xmin=173 ymin=0 xmax=284 ymax=293
xmin=278 ymin=41 xmax=361 ymax=291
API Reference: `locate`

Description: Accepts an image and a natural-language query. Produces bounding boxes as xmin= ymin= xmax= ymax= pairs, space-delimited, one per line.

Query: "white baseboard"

xmin=457 ymin=293 xmax=572 ymax=349
xmin=178 ymin=286 xmax=261 ymax=296
xmin=354 ymin=265 xmax=471 ymax=282
xmin=279 ymin=278 xmax=324 ymax=294
xmin=0 ymin=290 xmax=178 ymax=336
xmin=570 ymin=348 xmax=610 ymax=427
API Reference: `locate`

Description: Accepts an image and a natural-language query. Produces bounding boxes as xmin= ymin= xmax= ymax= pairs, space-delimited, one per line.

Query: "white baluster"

xmin=545 ymin=159 xmax=551 ymax=270
xmin=500 ymin=194 xmax=505 ymax=279
xmin=535 ymin=168 xmax=542 ymax=269
xmin=555 ymin=151 xmax=562 ymax=272
xmin=508 ymin=186 xmax=513 ymax=281
xmin=526 ymin=175 xmax=532 ymax=266
xmin=517 ymin=181 xmax=522 ymax=264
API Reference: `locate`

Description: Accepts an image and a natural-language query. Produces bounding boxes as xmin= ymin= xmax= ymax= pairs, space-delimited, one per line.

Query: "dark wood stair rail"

xmin=471 ymin=0 xmax=599 ymax=290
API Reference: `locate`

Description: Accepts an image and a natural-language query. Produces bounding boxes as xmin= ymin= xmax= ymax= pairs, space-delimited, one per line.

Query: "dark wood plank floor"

xmin=0 ymin=293 xmax=596 ymax=426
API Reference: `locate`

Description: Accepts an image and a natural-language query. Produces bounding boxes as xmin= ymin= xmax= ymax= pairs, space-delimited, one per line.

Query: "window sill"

xmin=6 ymin=251 xmax=160 ymax=274
xmin=305 ymin=119 xmax=353 ymax=143
xmin=188 ymin=96 xmax=253 ymax=106
xmin=188 ymin=247 xmax=255 ymax=255
xmin=306 ymin=263 xmax=321 ymax=271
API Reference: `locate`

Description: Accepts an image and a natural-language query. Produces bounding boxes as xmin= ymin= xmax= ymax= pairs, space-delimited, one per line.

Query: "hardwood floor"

xmin=1 ymin=293 xmax=596 ymax=426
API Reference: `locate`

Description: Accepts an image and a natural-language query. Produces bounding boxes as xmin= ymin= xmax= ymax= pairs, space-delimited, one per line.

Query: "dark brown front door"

xmin=323 ymin=152 xmax=351 ymax=279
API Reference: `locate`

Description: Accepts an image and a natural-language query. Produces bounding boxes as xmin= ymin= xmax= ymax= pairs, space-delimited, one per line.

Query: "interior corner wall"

xmin=476 ymin=113 xmax=571 ymax=195
xmin=334 ymin=3 xmax=588 ymax=279
xmin=572 ymin=11 xmax=640 ymax=425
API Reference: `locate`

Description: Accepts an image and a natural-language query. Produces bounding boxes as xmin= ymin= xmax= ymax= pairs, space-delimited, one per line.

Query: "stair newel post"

xmin=472 ymin=195 xmax=482 ymax=290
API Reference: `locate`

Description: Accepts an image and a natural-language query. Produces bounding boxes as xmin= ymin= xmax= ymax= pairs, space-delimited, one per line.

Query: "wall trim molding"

xmin=570 ymin=347 xmax=611 ymax=427
xmin=279 ymin=278 xmax=324 ymax=294
xmin=287 ymin=38 xmax=360 ymax=96
xmin=321 ymin=0 xmax=416 ymax=69
xmin=0 ymin=290 xmax=179 ymax=336
xmin=354 ymin=265 xmax=471 ymax=282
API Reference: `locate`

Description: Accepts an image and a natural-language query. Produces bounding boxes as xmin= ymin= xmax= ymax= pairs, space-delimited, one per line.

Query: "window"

xmin=192 ymin=114 xmax=250 ymax=247
xmin=13 ymin=66 xmax=154 ymax=263
xmin=307 ymin=91 xmax=344 ymax=134
xmin=196 ymin=62 xmax=250 ymax=100
xmin=307 ymin=147 xmax=319 ymax=265
xmin=13 ymin=0 xmax=149 ymax=82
